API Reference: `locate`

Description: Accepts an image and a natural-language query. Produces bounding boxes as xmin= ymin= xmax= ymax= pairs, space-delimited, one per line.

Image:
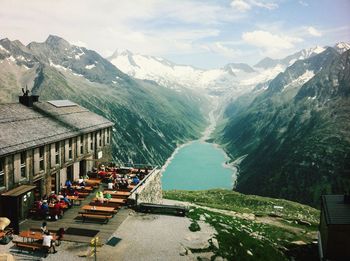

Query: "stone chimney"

xmin=18 ymin=87 xmax=39 ymax=107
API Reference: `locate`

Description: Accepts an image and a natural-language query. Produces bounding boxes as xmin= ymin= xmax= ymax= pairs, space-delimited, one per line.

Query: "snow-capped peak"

xmin=299 ymin=46 xmax=326 ymax=60
xmin=333 ymin=42 xmax=350 ymax=54
xmin=110 ymin=48 xmax=133 ymax=58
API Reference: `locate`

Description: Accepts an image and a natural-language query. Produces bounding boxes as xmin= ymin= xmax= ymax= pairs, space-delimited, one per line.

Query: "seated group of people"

xmin=34 ymin=191 xmax=72 ymax=220
xmin=95 ymin=190 xmax=111 ymax=203
xmin=106 ymin=171 xmax=146 ymax=190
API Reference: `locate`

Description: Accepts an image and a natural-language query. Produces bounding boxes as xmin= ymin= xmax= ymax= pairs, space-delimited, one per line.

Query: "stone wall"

xmin=129 ymin=169 xmax=163 ymax=204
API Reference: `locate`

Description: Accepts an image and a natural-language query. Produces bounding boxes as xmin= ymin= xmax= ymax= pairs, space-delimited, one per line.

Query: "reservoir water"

xmin=162 ymin=140 xmax=234 ymax=190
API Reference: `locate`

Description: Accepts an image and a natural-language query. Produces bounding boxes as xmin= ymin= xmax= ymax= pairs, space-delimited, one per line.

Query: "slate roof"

xmin=322 ymin=195 xmax=350 ymax=225
xmin=0 ymin=101 xmax=113 ymax=157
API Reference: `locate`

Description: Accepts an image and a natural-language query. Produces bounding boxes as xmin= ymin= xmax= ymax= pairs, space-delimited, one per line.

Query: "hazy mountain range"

xmin=1 ymin=34 xmax=349 ymax=206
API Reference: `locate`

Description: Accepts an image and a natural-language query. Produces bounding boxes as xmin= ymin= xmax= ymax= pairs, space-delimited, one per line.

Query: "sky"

xmin=0 ymin=0 xmax=349 ymax=69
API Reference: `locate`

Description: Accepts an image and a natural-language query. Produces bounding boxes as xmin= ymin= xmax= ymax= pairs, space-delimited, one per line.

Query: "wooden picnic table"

xmin=81 ymin=205 xmax=115 ymax=214
xmin=48 ymin=203 xmax=68 ymax=209
xmin=92 ymin=197 xmax=126 ymax=204
xmin=103 ymin=190 xmax=131 ymax=197
xmin=66 ymin=195 xmax=83 ymax=205
xmin=84 ymin=179 xmax=102 ymax=185
xmin=19 ymin=230 xmax=57 ymax=241
xmin=66 ymin=195 xmax=78 ymax=201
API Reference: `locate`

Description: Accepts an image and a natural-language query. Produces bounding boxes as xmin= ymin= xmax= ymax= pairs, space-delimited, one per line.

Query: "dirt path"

xmin=163 ymin=199 xmax=310 ymax=235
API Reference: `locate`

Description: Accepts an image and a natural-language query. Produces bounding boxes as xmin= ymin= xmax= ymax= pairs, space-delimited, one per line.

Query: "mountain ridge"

xmin=0 ymin=35 xmax=207 ymax=165
xmin=216 ymin=48 xmax=350 ymax=206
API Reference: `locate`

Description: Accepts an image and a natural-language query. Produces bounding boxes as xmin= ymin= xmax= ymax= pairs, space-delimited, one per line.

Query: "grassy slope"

xmin=164 ymin=189 xmax=319 ymax=261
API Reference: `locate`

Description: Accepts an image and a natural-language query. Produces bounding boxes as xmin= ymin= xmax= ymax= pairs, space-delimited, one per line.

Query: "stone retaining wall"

xmin=129 ymin=169 xmax=162 ymax=204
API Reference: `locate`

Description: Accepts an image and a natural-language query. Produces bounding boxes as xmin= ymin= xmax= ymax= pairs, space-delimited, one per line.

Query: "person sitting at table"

xmin=98 ymin=170 xmax=107 ymax=178
xmin=120 ymin=178 xmax=128 ymax=189
xmin=107 ymin=180 xmax=114 ymax=190
xmin=78 ymin=177 xmax=86 ymax=187
xmin=132 ymin=176 xmax=140 ymax=185
xmin=48 ymin=191 xmax=57 ymax=202
xmin=96 ymin=191 xmax=104 ymax=203
xmin=62 ymin=194 xmax=72 ymax=207
xmin=57 ymin=192 xmax=64 ymax=201
xmin=41 ymin=221 xmax=48 ymax=233
xmin=41 ymin=200 xmax=49 ymax=218
xmin=67 ymin=186 xmax=76 ymax=196
xmin=104 ymin=192 xmax=112 ymax=202
xmin=65 ymin=179 xmax=72 ymax=188
xmin=35 ymin=200 xmax=42 ymax=212
xmin=42 ymin=231 xmax=57 ymax=256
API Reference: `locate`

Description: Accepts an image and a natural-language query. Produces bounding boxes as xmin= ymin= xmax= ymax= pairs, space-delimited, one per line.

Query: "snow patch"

xmin=72 ymin=72 xmax=84 ymax=77
xmin=241 ymin=65 xmax=284 ymax=86
xmin=85 ymin=64 xmax=96 ymax=70
xmin=307 ymin=95 xmax=317 ymax=100
xmin=282 ymin=70 xmax=315 ymax=91
xmin=0 ymin=45 xmax=9 ymax=53
xmin=49 ymin=59 xmax=67 ymax=71
xmin=74 ymin=51 xmax=85 ymax=60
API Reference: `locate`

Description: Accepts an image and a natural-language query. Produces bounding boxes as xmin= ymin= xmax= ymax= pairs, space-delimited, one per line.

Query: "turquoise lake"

xmin=162 ymin=141 xmax=234 ymax=190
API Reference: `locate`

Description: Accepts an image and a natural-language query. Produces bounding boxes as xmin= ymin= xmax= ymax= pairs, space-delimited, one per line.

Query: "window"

xmin=80 ymin=135 xmax=84 ymax=154
xmin=106 ymin=128 xmax=110 ymax=144
xmin=55 ymin=142 xmax=60 ymax=165
xmin=0 ymin=158 xmax=4 ymax=187
xmin=39 ymin=146 xmax=44 ymax=171
xmin=20 ymin=152 xmax=26 ymax=178
xmin=99 ymin=130 xmax=102 ymax=147
xmin=68 ymin=138 xmax=73 ymax=160
xmin=90 ymin=133 xmax=94 ymax=151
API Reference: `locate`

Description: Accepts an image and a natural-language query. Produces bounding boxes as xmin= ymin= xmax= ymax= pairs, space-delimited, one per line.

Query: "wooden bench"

xmin=13 ymin=240 xmax=42 ymax=252
xmin=89 ymin=202 xmax=121 ymax=210
xmin=79 ymin=213 xmax=112 ymax=223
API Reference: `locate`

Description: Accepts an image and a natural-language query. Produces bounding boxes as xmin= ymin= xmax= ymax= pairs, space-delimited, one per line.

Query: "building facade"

xmin=318 ymin=194 xmax=350 ymax=260
xmin=0 ymin=96 xmax=113 ymax=232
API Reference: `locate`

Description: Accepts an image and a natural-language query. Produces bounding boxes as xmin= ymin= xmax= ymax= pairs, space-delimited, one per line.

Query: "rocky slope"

xmin=0 ymin=35 xmax=207 ymax=165
xmin=164 ymin=189 xmax=319 ymax=261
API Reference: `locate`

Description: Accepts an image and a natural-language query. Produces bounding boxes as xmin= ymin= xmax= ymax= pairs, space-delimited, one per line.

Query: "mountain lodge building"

xmin=0 ymin=94 xmax=113 ymax=232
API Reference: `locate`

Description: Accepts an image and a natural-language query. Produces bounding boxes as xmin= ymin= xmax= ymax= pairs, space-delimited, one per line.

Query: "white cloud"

xmin=242 ymin=30 xmax=302 ymax=49
xmin=307 ymin=26 xmax=322 ymax=37
xmin=209 ymin=42 xmax=242 ymax=58
xmin=298 ymin=1 xmax=309 ymax=7
xmin=250 ymin=0 xmax=278 ymax=10
xmin=231 ymin=0 xmax=251 ymax=12
xmin=231 ymin=0 xmax=278 ymax=12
